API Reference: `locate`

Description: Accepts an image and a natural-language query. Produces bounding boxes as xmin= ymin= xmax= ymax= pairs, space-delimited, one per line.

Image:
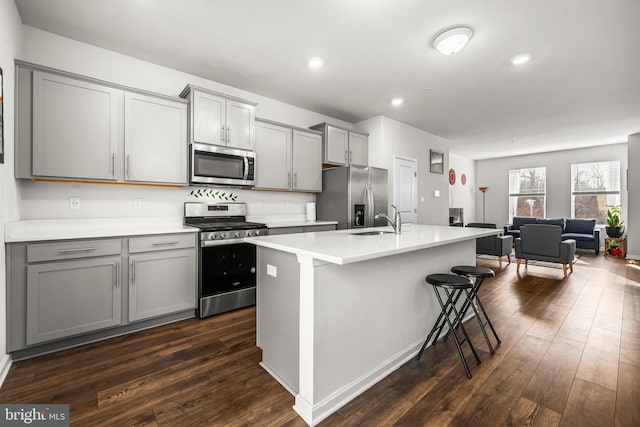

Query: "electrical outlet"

xmin=69 ymin=197 xmax=80 ymax=209
xmin=134 ymin=198 xmax=142 ymax=209
xmin=267 ymin=264 xmax=277 ymax=277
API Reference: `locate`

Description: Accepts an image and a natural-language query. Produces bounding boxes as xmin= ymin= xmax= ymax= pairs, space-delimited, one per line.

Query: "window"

xmin=509 ymin=167 xmax=546 ymax=221
xmin=571 ymin=160 xmax=620 ymax=224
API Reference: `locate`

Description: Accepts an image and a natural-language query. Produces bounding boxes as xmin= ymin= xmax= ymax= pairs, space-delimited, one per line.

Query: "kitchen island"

xmin=245 ymin=224 xmax=501 ymax=426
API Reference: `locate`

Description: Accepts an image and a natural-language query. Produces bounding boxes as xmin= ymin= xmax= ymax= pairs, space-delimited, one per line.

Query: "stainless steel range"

xmin=184 ymin=202 xmax=267 ymax=318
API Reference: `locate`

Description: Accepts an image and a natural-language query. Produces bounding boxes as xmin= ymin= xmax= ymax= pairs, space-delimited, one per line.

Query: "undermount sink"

xmin=350 ymin=231 xmax=394 ymax=236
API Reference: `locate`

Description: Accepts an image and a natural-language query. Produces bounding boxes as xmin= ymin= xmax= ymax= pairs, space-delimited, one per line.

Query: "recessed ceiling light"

xmin=433 ymin=27 xmax=473 ymax=55
xmin=307 ymin=57 xmax=324 ymax=70
xmin=391 ymin=98 xmax=404 ymax=106
xmin=511 ymin=54 xmax=532 ymax=65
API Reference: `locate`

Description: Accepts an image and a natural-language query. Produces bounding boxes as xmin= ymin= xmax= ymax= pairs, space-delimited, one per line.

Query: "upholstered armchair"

xmin=467 ymin=223 xmax=513 ymax=268
xmin=515 ymin=224 xmax=576 ymax=278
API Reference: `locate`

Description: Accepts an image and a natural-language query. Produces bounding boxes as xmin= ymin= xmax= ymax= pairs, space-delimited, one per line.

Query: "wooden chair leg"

xmin=517 ymin=258 xmax=521 ymax=271
xmin=569 ymin=261 xmax=574 ymax=273
xmin=562 ymin=264 xmax=567 ymax=278
xmin=498 ymin=257 xmax=503 ymax=268
xmin=525 ymin=259 xmax=528 ymax=266
xmin=507 ymin=254 xmax=511 ymax=264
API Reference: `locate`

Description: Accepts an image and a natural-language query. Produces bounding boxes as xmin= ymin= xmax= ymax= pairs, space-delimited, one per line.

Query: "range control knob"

xmin=208 ymin=233 xmax=216 ymax=240
xmin=220 ymin=232 xmax=228 ymax=239
xmin=247 ymin=230 xmax=255 ymax=237
xmin=234 ymin=231 xmax=241 ymax=238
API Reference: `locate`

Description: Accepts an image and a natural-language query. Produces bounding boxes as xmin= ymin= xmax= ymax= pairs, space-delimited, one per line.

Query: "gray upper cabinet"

xmin=348 ymin=131 xmax=368 ymax=166
xmin=192 ymin=90 xmax=226 ymax=145
xmin=310 ymin=122 xmax=369 ymax=166
xmin=181 ymin=85 xmax=257 ymax=151
xmin=32 ymin=71 xmax=120 ymax=180
xmin=26 ymin=256 xmax=122 ymax=345
xmin=124 ymin=92 xmax=188 ymax=184
xmin=16 ymin=63 xmax=189 ymax=186
xmin=254 ymin=119 xmax=322 ymax=192
xmin=292 ymin=130 xmax=322 ymax=192
xmin=255 ymin=120 xmax=291 ymax=190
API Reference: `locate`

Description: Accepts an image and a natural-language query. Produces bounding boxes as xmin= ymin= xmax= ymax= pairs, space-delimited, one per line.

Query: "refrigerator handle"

xmin=366 ymin=183 xmax=375 ymax=226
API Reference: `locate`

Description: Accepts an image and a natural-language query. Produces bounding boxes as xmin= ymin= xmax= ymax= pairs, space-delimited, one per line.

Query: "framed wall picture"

xmin=430 ymin=149 xmax=443 ymax=174
xmin=0 ymin=67 xmax=4 ymax=164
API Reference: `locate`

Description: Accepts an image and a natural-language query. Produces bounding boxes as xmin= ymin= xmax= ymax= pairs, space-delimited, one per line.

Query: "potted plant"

xmin=605 ymin=205 xmax=625 ymax=238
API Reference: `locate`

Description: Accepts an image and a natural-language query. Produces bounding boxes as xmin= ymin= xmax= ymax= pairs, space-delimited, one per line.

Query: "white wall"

xmin=356 ymin=116 xmax=450 ymax=225
xmin=475 ymin=143 xmax=628 ymax=228
xmin=449 ymin=153 xmax=475 ymax=224
xmin=628 ymin=134 xmax=639 ymax=259
xmin=1 ymin=0 xmax=24 ymax=382
xmin=15 ymin=25 xmax=357 ymax=221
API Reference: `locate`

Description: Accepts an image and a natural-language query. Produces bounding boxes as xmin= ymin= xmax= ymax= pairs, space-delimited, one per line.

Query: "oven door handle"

xmin=201 ymin=238 xmax=249 ymax=247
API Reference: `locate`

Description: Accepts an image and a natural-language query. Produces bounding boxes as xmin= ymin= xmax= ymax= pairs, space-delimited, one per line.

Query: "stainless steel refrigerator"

xmin=316 ymin=166 xmax=389 ymax=229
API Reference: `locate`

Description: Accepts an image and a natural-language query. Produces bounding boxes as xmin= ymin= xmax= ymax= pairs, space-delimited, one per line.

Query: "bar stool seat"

xmin=416 ymin=273 xmax=481 ymax=378
xmin=450 ymin=265 xmax=500 ymax=354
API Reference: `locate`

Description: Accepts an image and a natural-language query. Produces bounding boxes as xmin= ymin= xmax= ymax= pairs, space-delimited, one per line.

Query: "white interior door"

xmin=393 ymin=156 xmax=418 ymax=223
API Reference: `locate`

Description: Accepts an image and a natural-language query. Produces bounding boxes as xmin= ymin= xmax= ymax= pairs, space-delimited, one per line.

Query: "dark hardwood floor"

xmin=1 ymin=253 xmax=639 ymax=426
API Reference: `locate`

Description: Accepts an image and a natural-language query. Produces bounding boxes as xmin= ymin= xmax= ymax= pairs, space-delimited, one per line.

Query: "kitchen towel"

xmin=306 ymin=202 xmax=316 ymax=221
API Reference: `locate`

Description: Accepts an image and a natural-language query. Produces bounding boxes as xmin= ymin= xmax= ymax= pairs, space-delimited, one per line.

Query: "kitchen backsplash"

xmin=17 ymin=180 xmax=315 ymax=220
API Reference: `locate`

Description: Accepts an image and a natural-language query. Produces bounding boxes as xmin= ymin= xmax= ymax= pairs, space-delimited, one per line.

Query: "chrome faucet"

xmin=375 ymin=204 xmax=402 ymax=234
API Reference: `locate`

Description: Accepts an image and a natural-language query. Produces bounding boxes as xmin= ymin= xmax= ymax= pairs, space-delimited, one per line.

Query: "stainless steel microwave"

xmin=190 ymin=143 xmax=256 ymax=187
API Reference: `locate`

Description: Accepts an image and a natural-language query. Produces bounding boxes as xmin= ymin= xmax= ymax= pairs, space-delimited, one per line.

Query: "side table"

xmin=605 ymin=237 xmax=626 ymax=257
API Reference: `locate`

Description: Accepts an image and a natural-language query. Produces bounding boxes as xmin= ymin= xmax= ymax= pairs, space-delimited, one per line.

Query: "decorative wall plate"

xmin=449 ymin=168 xmax=456 ymax=185
xmin=461 ymin=173 xmax=466 ymax=185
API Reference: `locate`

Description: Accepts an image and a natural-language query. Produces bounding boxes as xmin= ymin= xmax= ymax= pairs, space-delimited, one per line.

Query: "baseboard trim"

xmin=0 ymin=354 xmax=13 ymax=388
xmin=626 ymin=253 xmax=640 ymax=260
xmin=259 ymin=361 xmax=296 ymax=396
xmin=293 ymin=337 xmax=424 ymax=426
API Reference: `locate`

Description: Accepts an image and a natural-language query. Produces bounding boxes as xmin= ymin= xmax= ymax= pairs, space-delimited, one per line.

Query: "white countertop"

xmin=245 ymin=224 xmax=501 ymax=265
xmin=4 ymin=218 xmax=198 ymax=243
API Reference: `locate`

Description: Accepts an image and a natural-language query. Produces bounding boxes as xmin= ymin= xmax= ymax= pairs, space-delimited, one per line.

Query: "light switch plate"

xmin=433 ymin=190 xmax=440 ymax=198
xmin=267 ymin=264 xmax=277 ymax=277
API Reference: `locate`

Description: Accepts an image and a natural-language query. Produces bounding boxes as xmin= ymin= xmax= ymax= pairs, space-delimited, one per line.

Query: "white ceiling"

xmin=14 ymin=0 xmax=640 ymax=159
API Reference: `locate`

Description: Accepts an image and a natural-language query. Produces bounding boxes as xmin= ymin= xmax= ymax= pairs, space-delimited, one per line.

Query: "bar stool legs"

xmin=417 ymin=274 xmax=481 ymax=379
xmin=447 ymin=266 xmax=501 ymax=354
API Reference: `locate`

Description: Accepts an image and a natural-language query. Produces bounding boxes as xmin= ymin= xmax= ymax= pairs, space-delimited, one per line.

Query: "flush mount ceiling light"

xmin=511 ymin=53 xmax=532 ymax=65
xmin=391 ymin=97 xmax=404 ymax=106
xmin=433 ymin=27 xmax=473 ymax=55
xmin=307 ymin=57 xmax=324 ymax=70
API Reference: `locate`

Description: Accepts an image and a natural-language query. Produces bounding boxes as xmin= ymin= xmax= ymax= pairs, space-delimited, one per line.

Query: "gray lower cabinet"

xmin=26 ymin=256 xmax=122 ymax=345
xmin=128 ymin=249 xmax=196 ymax=322
xmin=7 ymin=233 xmax=197 ymax=356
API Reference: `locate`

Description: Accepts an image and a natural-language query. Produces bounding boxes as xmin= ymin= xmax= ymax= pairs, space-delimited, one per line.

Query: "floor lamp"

xmin=479 ymin=187 xmax=489 ymax=223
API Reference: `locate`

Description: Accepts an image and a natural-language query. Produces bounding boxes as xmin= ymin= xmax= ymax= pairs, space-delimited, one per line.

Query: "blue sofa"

xmin=505 ymin=217 xmax=599 ymax=255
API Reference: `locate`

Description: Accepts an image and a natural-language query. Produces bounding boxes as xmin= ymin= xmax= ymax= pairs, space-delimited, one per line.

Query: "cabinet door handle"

xmin=288 ymin=172 xmax=291 ymax=187
xmin=220 ymin=125 xmax=225 ymax=142
xmin=131 ymin=260 xmax=135 ymax=285
xmin=112 ymin=153 xmax=116 ymax=177
xmin=58 ymin=247 xmax=96 ymax=254
xmin=294 ymin=172 xmax=297 ymax=188
xmin=115 ymin=262 xmax=119 ymax=287
xmin=151 ymin=241 xmax=179 ymax=246
xmin=349 ymin=151 xmax=353 ymax=163
xmin=226 ymin=125 xmax=230 ymax=143
xmin=126 ymin=155 xmax=130 ymax=179
xmin=344 ymin=150 xmax=348 ymax=163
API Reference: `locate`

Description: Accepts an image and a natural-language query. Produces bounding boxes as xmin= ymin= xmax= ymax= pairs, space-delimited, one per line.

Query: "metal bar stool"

xmin=448 ymin=265 xmax=501 ymax=354
xmin=416 ymin=273 xmax=482 ymax=378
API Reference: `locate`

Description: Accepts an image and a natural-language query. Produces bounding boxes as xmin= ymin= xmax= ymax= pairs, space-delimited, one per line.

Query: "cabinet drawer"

xmin=129 ymin=233 xmax=196 ymax=253
xmin=27 ymin=239 xmax=121 ymax=263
